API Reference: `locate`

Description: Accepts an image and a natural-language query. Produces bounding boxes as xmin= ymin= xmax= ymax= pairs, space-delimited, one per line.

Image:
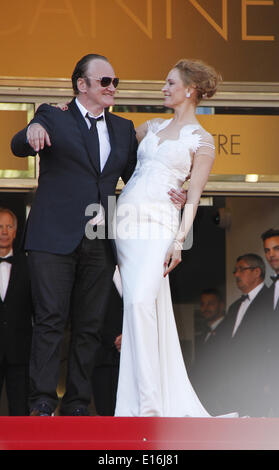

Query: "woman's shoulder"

xmin=194 ymin=125 xmax=215 ymax=145
xmin=193 ymin=125 xmax=215 ymax=158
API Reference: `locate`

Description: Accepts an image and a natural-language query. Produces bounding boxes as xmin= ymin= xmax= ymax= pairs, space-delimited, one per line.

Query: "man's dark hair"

xmin=71 ymin=54 xmax=109 ymax=95
xmin=236 ymin=253 xmax=266 ymax=280
xmin=201 ymin=288 xmax=224 ymax=302
xmin=261 ymin=228 xmax=279 ymax=242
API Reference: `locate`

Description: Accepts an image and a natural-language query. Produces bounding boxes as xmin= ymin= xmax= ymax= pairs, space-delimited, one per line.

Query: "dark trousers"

xmin=28 ymin=236 xmax=115 ymax=414
xmin=91 ymin=364 xmax=119 ymax=416
xmin=0 ymin=358 xmax=29 ymax=416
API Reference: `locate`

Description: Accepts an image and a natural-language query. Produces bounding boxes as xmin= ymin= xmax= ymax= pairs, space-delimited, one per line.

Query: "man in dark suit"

xmin=11 ymin=54 xmax=138 ymax=416
xmin=0 ymin=208 xmax=33 ymax=415
xmin=262 ymin=228 xmax=279 ymax=312
xmin=11 ymin=54 xmax=186 ymax=416
xmin=261 ymin=228 xmax=279 ymax=415
xmin=190 ymin=288 xmax=226 ymax=414
xmin=218 ymin=253 xmax=271 ymax=417
xmin=194 ymin=288 xmax=225 ymax=351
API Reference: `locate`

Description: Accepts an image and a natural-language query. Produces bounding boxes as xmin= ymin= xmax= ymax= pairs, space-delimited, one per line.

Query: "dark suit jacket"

xmin=267 ymin=281 xmax=279 ymax=312
xmin=0 ymin=252 xmax=33 ymax=364
xmin=263 ymin=282 xmax=279 ymax=414
xmin=217 ymin=285 xmax=272 ymax=416
xmin=194 ymin=316 xmax=225 ymax=357
xmin=11 ymin=100 xmax=138 ymax=255
xmin=191 ymin=285 xmax=272 ymax=416
xmin=220 ymin=285 xmax=270 ymax=344
xmin=190 ymin=317 xmax=228 ymax=415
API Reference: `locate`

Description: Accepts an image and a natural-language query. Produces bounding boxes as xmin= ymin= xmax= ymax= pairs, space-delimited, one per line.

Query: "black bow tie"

xmin=271 ymin=274 xmax=279 ymax=283
xmin=0 ymin=256 xmax=13 ymax=264
xmin=240 ymin=294 xmax=249 ymax=303
xmin=86 ymin=113 xmax=104 ymax=130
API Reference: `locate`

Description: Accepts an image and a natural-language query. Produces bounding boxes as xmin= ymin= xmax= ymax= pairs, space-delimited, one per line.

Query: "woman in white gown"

xmin=114 ymin=59 xmax=234 ymax=418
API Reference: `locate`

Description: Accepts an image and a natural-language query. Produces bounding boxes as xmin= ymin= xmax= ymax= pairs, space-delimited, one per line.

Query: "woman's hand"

xmin=163 ymin=241 xmax=182 ymax=277
xmin=56 ymin=102 xmax=69 ymax=111
xmin=168 ymin=188 xmax=187 ymax=210
xmin=114 ymin=334 xmax=122 ymax=353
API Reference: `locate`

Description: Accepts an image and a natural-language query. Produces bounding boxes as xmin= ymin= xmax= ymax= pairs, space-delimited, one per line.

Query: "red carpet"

xmin=0 ymin=417 xmax=279 ymax=450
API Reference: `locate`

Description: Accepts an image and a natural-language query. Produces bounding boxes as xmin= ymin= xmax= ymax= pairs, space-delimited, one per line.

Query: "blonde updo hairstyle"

xmin=174 ymin=59 xmax=221 ymax=104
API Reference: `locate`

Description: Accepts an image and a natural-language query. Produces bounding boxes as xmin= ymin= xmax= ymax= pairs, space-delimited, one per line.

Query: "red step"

xmin=0 ymin=417 xmax=279 ymax=450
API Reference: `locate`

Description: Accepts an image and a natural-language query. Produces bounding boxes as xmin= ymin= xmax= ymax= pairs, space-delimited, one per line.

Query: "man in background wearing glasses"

xmin=213 ymin=253 xmax=271 ymax=417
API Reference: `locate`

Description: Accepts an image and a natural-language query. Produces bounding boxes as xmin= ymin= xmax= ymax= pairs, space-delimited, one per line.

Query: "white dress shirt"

xmin=232 ymin=282 xmax=264 ymax=337
xmin=75 ymin=98 xmax=111 ymax=226
xmin=0 ymin=249 xmax=13 ymax=301
xmin=113 ymin=265 xmax=123 ymax=297
xmin=273 ymin=276 xmax=279 ymax=310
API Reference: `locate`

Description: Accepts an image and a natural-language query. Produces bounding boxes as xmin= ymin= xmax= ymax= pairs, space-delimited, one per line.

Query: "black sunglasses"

xmin=86 ymin=76 xmax=119 ymax=88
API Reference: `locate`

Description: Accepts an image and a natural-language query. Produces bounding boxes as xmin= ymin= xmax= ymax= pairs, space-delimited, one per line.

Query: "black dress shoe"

xmin=71 ymin=407 xmax=90 ymax=416
xmin=30 ymin=402 xmax=54 ymax=416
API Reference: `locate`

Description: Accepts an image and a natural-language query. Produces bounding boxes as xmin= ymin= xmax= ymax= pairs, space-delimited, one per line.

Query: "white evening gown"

xmin=114 ymin=119 xmax=236 ymax=417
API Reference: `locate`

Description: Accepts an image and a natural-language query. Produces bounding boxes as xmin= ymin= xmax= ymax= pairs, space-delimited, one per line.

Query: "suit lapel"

xmin=234 ymin=301 xmax=253 ymax=337
xmin=68 ymin=99 xmax=100 ymax=175
xmin=223 ymin=299 xmax=243 ymax=340
xmin=233 ymin=286 xmax=267 ymax=337
xmin=272 ymin=282 xmax=279 ymax=311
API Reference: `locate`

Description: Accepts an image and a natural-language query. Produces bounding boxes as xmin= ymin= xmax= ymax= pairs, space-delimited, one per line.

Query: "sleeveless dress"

xmin=113 ymin=118 xmax=234 ymax=417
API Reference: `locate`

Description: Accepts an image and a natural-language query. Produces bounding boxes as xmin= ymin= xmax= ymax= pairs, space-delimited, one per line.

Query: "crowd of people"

xmin=191 ymin=229 xmax=279 ymax=417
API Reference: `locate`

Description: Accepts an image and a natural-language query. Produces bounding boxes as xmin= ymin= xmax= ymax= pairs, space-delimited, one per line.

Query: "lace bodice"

xmin=120 ymin=118 xmax=215 ymax=202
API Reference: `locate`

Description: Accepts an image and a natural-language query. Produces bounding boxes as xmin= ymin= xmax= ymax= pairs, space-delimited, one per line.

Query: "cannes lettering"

xmin=2 ymin=0 xmax=275 ymax=42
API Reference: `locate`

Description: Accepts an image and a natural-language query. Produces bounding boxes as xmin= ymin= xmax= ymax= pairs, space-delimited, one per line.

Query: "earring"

xmin=186 ymin=91 xmax=191 ymax=98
